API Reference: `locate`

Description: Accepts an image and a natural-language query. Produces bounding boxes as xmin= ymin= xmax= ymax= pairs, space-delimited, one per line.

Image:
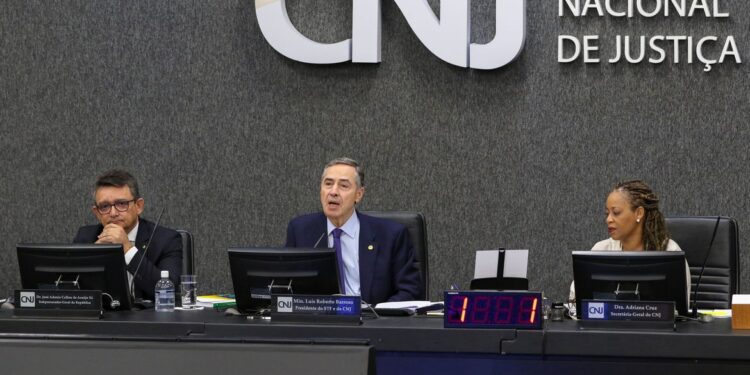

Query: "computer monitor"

xmin=228 ymin=247 xmax=340 ymax=313
xmin=17 ymin=243 xmax=132 ymax=310
xmin=572 ymin=251 xmax=688 ymax=317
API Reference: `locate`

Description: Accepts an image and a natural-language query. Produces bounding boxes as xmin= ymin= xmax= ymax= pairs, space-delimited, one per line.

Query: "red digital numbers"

xmin=470 ymin=296 xmax=491 ymax=323
xmin=445 ymin=293 xmax=541 ymax=327
xmin=517 ymin=296 xmax=539 ymax=324
xmin=446 ymin=296 xmax=469 ymax=324
xmin=493 ymin=296 xmax=514 ymax=324
xmin=460 ymin=296 xmax=468 ymax=322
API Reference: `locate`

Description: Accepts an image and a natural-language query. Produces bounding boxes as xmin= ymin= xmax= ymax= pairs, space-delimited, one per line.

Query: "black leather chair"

xmin=361 ymin=211 xmax=428 ymax=300
xmin=665 ymin=216 xmax=740 ymax=309
xmin=176 ymin=229 xmax=194 ymax=276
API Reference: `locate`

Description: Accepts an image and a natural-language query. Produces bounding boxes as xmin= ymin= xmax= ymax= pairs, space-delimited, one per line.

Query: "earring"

xmin=637 ymin=219 xmax=641 ymax=223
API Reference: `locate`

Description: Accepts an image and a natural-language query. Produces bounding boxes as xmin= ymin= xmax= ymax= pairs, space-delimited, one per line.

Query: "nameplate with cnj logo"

xmin=582 ymin=300 xmax=675 ymax=322
xmin=13 ymin=289 xmax=102 ymax=318
xmin=270 ymin=295 xmax=361 ymax=325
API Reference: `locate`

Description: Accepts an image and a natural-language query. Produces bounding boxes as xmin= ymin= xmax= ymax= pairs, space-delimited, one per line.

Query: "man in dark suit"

xmin=73 ymin=169 xmax=182 ymax=300
xmin=286 ymin=158 xmax=422 ymax=305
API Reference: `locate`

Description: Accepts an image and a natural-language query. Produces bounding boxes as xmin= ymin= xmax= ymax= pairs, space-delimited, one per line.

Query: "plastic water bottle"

xmin=155 ymin=270 xmax=175 ymax=312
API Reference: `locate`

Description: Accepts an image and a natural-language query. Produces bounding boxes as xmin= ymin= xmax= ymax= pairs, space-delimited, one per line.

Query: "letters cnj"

xmin=255 ymin=0 xmax=526 ymax=70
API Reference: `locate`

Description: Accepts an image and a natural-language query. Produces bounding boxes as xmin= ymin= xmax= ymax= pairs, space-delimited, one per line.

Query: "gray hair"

xmin=322 ymin=157 xmax=365 ymax=187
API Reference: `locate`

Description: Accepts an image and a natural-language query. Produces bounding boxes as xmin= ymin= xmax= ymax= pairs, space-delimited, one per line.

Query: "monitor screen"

xmin=228 ymin=247 xmax=340 ymax=313
xmin=572 ymin=251 xmax=688 ymax=317
xmin=17 ymin=243 xmax=132 ymax=310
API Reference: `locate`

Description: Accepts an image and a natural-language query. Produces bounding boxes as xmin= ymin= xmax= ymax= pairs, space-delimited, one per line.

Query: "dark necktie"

xmin=332 ymin=228 xmax=345 ymax=294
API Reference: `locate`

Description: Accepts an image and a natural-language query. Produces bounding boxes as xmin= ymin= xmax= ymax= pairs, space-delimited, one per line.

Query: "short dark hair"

xmin=94 ymin=169 xmax=140 ymax=199
xmin=323 ymin=157 xmax=364 ymax=187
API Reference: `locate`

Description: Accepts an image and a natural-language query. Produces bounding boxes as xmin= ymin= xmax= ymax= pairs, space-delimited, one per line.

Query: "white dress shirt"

xmin=124 ymin=222 xmax=139 ymax=292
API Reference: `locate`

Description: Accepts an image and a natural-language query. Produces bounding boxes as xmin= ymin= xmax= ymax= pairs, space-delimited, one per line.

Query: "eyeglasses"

xmin=94 ymin=199 xmax=136 ymax=214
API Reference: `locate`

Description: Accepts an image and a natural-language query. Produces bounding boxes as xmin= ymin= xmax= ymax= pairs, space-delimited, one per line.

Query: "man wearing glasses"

xmin=74 ymin=169 xmax=182 ymax=300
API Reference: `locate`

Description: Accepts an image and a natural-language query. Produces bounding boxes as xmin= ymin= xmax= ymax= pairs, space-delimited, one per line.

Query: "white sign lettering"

xmin=255 ymin=0 xmax=527 ymax=70
xmin=557 ymin=0 xmax=741 ymax=72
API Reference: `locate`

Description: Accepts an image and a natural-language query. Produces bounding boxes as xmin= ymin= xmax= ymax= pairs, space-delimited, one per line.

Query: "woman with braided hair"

xmin=569 ymin=180 xmax=687 ymax=303
xmin=593 ymin=180 xmax=680 ymax=251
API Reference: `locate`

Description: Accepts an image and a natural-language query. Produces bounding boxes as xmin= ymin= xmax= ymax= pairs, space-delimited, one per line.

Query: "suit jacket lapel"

xmin=314 ymin=214 xmax=328 ymax=249
xmin=358 ymin=214 xmax=378 ymax=303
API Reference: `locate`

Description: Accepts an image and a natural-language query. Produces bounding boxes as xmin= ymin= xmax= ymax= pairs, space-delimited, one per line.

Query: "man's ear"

xmin=135 ymin=198 xmax=145 ymax=215
xmin=355 ymin=186 xmax=365 ymax=204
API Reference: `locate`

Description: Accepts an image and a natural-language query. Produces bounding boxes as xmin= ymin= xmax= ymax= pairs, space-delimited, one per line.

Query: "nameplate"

xmin=13 ymin=289 xmax=102 ymax=319
xmin=582 ymin=300 xmax=675 ymax=321
xmin=579 ymin=300 xmax=676 ymax=331
xmin=270 ymin=295 xmax=361 ymax=325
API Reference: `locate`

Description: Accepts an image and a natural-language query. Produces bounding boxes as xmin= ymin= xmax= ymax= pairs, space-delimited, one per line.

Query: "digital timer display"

xmin=443 ymin=291 xmax=543 ymax=329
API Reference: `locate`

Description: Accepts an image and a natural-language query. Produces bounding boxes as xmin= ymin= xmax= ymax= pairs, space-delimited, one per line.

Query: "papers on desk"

xmin=376 ymin=301 xmax=433 ymax=309
xmin=197 ymin=294 xmax=236 ymax=309
xmin=698 ymin=309 xmax=732 ymax=318
xmin=374 ymin=301 xmax=444 ymax=316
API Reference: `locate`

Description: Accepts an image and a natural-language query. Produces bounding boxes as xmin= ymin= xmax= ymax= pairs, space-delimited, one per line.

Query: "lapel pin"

xmin=368 ymin=245 xmax=374 ymax=251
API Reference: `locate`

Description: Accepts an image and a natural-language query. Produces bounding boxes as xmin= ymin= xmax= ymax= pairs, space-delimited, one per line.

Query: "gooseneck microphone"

xmin=312 ymin=231 xmax=327 ymax=248
xmin=691 ymin=216 xmax=722 ymax=318
xmin=130 ymin=207 xmax=166 ymax=302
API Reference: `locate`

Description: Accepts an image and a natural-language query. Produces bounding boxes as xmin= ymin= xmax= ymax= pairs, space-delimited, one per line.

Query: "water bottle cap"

xmin=161 ymin=270 xmax=169 ymax=278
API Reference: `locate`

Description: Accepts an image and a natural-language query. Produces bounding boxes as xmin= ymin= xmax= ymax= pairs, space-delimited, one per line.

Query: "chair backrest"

xmin=361 ymin=211 xmax=428 ymax=299
xmin=176 ymin=229 xmax=194 ymax=276
xmin=665 ymin=216 xmax=740 ymax=309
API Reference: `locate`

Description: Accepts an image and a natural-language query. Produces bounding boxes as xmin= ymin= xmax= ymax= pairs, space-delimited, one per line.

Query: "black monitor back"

xmin=572 ymin=250 xmax=688 ymax=317
xmin=17 ymin=243 xmax=132 ymax=310
xmin=228 ymin=247 xmax=340 ymax=313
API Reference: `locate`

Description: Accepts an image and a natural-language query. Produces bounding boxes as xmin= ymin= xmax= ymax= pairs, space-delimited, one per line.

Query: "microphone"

xmin=312 ymin=231 xmax=327 ymax=248
xmin=130 ymin=207 xmax=166 ymax=302
xmin=691 ymin=216 xmax=722 ymax=318
xmin=361 ymin=299 xmax=380 ymax=319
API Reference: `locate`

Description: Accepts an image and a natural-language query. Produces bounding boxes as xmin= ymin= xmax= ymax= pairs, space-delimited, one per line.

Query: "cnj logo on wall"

xmin=255 ymin=0 xmax=526 ymax=70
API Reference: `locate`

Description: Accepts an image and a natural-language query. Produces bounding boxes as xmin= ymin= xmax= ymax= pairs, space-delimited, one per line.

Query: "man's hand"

xmin=96 ymin=224 xmax=132 ymax=253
